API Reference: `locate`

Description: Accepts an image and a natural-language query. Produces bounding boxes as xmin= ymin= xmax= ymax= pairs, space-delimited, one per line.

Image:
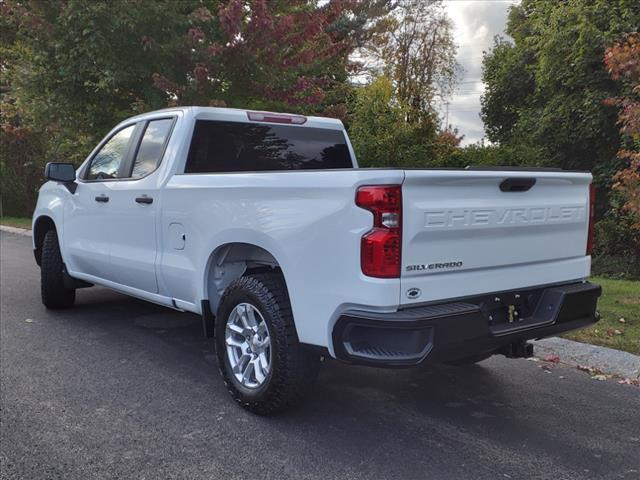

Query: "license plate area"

xmin=480 ymin=287 xmax=559 ymax=336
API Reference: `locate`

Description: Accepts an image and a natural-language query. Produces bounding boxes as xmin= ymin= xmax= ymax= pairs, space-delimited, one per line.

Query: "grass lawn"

xmin=1 ymin=217 xmax=638 ymax=355
xmin=0 ymin=216 xmax=31 ymax=229
xmin=564 ymin=276 xmax=640 ymax=355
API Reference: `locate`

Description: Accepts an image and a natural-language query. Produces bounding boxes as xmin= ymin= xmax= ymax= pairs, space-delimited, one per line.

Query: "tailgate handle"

xmin=500 ymin=177 xmax=536 ymax=192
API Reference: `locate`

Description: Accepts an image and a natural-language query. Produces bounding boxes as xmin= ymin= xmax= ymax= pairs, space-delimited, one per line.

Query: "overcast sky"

xmin=439 ymin=0 xmax=518 ymax=145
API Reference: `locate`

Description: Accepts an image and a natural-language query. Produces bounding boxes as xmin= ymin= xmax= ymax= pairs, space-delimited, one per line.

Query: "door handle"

xmin=95 ymin=195 xmax=109 ymax=203
xmin=135 ymin=196 xmax=153 ymax=204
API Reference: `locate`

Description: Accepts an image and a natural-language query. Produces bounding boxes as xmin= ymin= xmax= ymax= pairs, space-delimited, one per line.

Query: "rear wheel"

xmin=41 ymin=230 xmax=75 ymax=309
xmin=215 ymin=273 xmax=319 ymax=414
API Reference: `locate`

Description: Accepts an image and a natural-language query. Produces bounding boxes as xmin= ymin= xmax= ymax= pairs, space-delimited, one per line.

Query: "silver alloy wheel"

xmin=225 ymin=303 xmax=272 ymax=389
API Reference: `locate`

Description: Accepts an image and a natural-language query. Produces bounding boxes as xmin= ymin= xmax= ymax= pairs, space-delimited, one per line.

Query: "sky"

xmin=439 ymin=0 xmax=518 ymax=145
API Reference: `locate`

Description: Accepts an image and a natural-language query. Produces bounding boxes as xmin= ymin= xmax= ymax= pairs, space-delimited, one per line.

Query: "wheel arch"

xmin=203 ymin=242 xmax=287 ymax=316
xmin=32 ymin=215 xmax=57 ymax=266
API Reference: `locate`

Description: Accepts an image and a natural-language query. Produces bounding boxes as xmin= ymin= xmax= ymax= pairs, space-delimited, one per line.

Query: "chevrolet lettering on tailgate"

xmin=424 ymin=205 xmax=586 ymax=229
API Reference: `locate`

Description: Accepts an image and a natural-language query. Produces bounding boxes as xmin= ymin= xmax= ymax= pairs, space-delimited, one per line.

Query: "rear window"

xmin=184 ymin=120 xmax=352 ymax=173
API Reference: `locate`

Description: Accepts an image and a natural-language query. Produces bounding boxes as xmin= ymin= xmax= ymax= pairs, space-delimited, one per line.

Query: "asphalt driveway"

xmin=1 ymin=231 xmax=638 ymax=479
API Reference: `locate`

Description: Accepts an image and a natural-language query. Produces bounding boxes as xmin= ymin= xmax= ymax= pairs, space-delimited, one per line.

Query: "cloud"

xmin=439 ymin=0 xmax=517 ymax=145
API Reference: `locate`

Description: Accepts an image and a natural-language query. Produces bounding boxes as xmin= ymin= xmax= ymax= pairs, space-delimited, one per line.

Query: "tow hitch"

xmin=499 ymin=340 xmax=534 ymax=359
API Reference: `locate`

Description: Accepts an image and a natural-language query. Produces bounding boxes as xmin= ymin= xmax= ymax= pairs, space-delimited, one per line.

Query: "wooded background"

xmin=1 ymin=0 xmax=638 ymax=277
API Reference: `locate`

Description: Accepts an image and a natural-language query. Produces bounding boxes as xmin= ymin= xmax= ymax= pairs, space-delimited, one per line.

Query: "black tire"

xmin=445 ymin=351 xmax=494 ymax=366
xmin=215 ymin=273 xmax=320 ymax=414
xmin=41 ymin=229 xmax=75 ymax=309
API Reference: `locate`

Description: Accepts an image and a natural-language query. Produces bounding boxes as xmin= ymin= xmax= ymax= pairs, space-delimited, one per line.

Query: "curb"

xmin=533 ymin=337 xmax=640 ymax=380
xmin=0 ymin=225 xmax=32 ymax=237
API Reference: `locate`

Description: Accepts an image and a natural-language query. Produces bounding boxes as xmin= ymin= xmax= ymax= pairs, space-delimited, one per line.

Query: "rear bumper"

xmin=332 ymin=281 xmax=601 ymax=367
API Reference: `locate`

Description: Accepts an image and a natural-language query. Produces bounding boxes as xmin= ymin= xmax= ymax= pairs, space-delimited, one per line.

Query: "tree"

xmin=593 ymin=32 xmax=640 ymax=277
xmin=604 ymin=32 xmax=640 ymax=223
xmin=362 ymin=0 xmax=458 ymax=123
xmin=481 ymin=0 xmax=640 ymax=178
xmin=347 ymin=0 xmax=458 ymax=166
xmin=480 ymin=37 xmax=535 ymax=145
xmin=1 ymin=0 xmax=200 ymax=164
xmin=153 ymin=0 xmax=358 ymax=113
xmin=348 ymin=76 xmax=437 ymax=168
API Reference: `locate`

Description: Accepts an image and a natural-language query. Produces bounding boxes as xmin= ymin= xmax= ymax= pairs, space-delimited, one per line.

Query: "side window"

xmin=86 ymin=125 xmax=135 ymax=180
xmin=131 ymin=118 xmax=174 ymax=179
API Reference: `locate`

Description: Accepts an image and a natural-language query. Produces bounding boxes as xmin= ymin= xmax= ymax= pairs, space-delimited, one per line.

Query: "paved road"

xmin=1 ymin=231 xmax=639 ymax=480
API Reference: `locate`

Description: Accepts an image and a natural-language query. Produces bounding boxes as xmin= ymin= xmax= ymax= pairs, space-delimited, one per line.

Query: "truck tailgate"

xmin=400 ymin=170 xmax=592 ymax=305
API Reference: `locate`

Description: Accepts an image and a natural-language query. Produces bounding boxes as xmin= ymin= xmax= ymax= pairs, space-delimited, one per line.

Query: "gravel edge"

xmin=533 ymin=337 xmax=640 ymax=379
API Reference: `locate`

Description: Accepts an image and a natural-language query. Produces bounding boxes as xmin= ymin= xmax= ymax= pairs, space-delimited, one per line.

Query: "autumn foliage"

xmin=152 ymin=0 xmax=352 ymax=110
xmin=604 ymin=33 xmax=640 ymax=227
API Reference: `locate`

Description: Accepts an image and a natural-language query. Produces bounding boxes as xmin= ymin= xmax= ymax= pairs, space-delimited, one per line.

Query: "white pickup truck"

xmin=33 ymin=106 xmax=601 ymax=413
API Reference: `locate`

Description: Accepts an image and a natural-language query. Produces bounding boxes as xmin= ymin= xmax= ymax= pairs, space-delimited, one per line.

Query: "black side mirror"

xmin=45 ymin=162 xmax=76 ymax=183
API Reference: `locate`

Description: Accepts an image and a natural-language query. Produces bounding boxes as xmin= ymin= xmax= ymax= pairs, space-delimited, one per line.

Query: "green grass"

xmin=0 ymin=216 xmax=31 ymax=229
xmin=563 ymin=276 xmax=640 ymax=355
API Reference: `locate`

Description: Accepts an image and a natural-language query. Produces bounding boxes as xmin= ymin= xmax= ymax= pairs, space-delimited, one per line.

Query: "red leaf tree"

xmin=152 ymin=0 xmax=354 ymax=113
xmin=604 ymin=33 xmax=640 ymax=226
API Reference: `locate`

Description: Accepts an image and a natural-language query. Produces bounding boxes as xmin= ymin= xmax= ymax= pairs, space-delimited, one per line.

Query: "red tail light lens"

xmin=587 ymin=183 xmax=596 ymax=255
xmin=356 ymin=185 xmax=402 ymax=278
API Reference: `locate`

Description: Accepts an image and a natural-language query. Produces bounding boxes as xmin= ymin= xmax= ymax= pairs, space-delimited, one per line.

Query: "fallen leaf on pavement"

xmin=618 ymin=378 xmax=640 ymax=386
xmin=577 ymin=365 xmax=605 ymax=376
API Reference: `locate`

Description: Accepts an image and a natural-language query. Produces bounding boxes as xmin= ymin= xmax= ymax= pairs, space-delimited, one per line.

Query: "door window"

xmin=85 ymin=125 xmax=136 ymax=180
xmin=131 ymin=118 xmax=174 ymax=178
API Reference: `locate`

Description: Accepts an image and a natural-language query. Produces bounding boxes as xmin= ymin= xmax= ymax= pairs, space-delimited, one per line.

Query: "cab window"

xmin=131 ymin=118 xmax=174 ymax=178
xmin=85 ymin=125 xmax=135 ymax=180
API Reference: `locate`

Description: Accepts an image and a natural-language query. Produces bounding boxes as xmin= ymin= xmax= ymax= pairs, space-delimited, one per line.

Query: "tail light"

xmin=356 ymin=185 xmax=402 ymax=278
xmin=587 ymin=183 xmax=596 ymax=255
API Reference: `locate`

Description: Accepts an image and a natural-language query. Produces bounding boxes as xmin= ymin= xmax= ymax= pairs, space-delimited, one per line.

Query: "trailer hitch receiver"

xmin=499 ymin=340 xmax=534 ymax=358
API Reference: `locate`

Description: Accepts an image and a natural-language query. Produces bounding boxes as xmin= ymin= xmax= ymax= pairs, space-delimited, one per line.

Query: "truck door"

xmin=106 ymin=117 xmax=175 ymax=294
xmin=64 ymin=123 xmax=138 ymax=282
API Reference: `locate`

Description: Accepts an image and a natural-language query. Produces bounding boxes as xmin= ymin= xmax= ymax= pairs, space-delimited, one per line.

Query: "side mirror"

xmin=45 ymin=162 xmax=76 ymax=183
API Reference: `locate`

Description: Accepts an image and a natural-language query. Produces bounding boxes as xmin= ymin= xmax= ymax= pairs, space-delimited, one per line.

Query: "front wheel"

xmin=215 ymin=273 xmax=319 ymax=414
xmin=40 ymin=229 xmax=75 ymax=309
